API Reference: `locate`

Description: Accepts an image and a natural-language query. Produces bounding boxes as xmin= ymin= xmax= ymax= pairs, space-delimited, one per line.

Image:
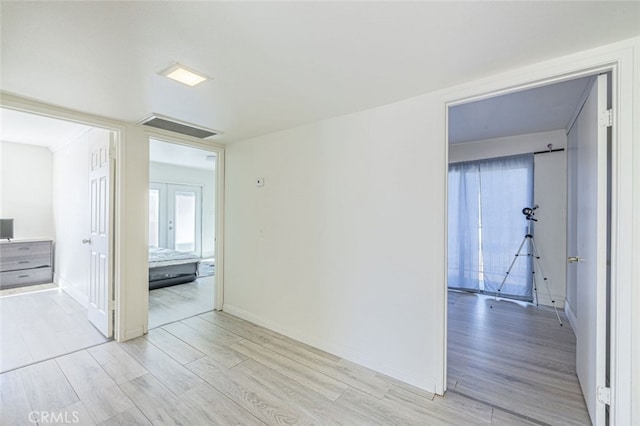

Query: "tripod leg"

xmin=532 ymin=252 xmax=539 ymax=307
xmin=493 ymin=236 xmax=528 ymax=302
xmin=529 ymin=238 xmax=563 ymax=326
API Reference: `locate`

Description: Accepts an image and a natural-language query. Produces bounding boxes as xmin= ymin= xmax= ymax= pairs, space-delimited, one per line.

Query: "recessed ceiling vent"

xmin=138 ymin=114 xmax=221 ymax=139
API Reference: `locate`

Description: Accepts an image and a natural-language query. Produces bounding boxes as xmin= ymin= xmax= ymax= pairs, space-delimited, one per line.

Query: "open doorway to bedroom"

xmin=0 ymin=107 xmax=118 ymax=372
xmin=445 ymin=75 xmax=603 ymax=424
xmin=147 ymin=139 xmax=217 ymax=329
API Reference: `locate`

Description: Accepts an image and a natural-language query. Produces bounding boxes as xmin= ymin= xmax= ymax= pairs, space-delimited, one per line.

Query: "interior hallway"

xmin=3 ymin=296 xmax=590 ymax=425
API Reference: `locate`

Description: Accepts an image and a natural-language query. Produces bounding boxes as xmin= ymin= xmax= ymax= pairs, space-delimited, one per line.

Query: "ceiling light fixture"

xmin=159 ymin=63 xmax=209 ymax=87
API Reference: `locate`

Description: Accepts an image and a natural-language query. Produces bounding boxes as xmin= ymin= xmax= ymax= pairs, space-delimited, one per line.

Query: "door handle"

xmin=568 ymin=256 xmax=584 ymax=263
xmin=82 ymin=238 xmax=92 ymax=244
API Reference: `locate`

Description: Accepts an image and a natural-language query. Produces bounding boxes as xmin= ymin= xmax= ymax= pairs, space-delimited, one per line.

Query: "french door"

xmin=149 ymin=182 xmax=202 ymax=256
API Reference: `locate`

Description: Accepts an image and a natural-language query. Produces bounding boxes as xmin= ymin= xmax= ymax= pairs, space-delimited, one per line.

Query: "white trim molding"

xmin=223 ymin=303 xmax=438 ymax=394
xmin=142 ymin=129 xmax=226 ymax=316
xmin=564 ymin=300 xmax=577 ymax=334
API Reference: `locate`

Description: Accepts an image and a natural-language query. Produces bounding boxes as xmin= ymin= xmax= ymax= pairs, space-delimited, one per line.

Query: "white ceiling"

xmin=0 ymin=107 xmax=216 ymax=170
xmin=0 ymin=108 xmax=91 ymax=150
xmin=1 ymin=2 xmax=639 ymax=144
xmin=449 ymin=76 xmax=593 ymax=144
xmin=150 ymin=139 xmax=216 ymax=171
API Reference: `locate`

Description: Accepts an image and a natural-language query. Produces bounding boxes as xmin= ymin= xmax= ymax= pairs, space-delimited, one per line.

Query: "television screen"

xmin=0 ymin=219 xmax=14 ymax=240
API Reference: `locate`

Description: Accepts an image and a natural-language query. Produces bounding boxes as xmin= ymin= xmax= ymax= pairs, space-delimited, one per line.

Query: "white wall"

xmin=224 ymin=39 xmax=639 ymax=404
xmin=149 ymin=161 xmax=216 ymax=258
xmin=119 ymin=124 xmax=150 ymax=340
xmin=0 ymin=141 xmax=53 ymax=239
xmin=449 ymin=130 xmax=567 ymax=307
xmin=4 ymin=36 xmax=636 ymax=419
xmin=533 ymin=150 xmax=567 ymax=308
xmin=449 ymin=131 xmax=566 ymax=163
xmin=225 ymin=93 xmax=445 ymax=391
xmin=52 ymin=129 xmax=92 ymax=306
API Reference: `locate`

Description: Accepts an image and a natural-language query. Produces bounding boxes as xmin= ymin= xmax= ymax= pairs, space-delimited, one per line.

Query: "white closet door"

xmin=569 ymin=74 xmax=609 ymax=425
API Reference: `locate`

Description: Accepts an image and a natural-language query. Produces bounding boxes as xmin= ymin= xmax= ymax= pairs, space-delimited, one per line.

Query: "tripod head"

xmin=522 ymin=204 xmax=539 ymax=222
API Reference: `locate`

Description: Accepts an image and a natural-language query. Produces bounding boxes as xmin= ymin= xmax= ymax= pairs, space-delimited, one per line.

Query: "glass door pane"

xmin=148 ymin=189 xmax=160 ymax=247
xmin=166 ymin=184 xmax=202 ymax=256
xmin=174 ymin=191 xmax=196 ymax=252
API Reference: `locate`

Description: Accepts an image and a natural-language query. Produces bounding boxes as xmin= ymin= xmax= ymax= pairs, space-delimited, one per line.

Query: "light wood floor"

xmin=0 ymin=291 xmax=590 ymax=425
xmin=0 ymin=275 xmax=214 ymax=374
xmin=0 ymin=288 xmax=109 ymax=373
xmin=448 ymin=290 xmax=590 ymax=425
xmin=148 ymin=276 xmax=215 ymax=329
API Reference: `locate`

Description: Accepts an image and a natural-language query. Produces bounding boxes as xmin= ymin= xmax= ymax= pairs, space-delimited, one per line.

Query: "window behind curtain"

xmin=448 ymin=154 xmax=534 ymax=301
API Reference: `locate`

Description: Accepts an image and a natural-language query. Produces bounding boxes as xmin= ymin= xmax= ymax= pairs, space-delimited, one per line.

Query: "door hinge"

xmin=109 ymin=300 xmax=116 ymax=311
xmin=596 ymin=385 xmax=611 ymax=405
xmin=600 ymin=109 xmax=613 ymax=128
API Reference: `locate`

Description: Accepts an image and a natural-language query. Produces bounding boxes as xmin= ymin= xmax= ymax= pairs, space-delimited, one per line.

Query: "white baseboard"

xmin=536 ymin=293 xmax=565 ymax=309
xmin=201 ymin=252 xmax=215 ymax=260
xmin=222 ymin=303 xmax=437 ymax=394
xmin=56 ymin=274 xmax=88 ymax=307
xmin=564 ymin=300 xmax=577 ymax=334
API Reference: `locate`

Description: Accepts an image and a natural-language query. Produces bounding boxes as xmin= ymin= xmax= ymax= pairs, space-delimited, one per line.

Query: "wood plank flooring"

xmin=0 ymin=291 xmax=590 ymax=425
xmin=0 ymin=288 xmax=109 ymax=373
xmin=148 ymin=276 xmax=215 ymax=329
xmin=448 ymin=290 xmax=590 ymax=425
xmin=0 ymin=274 xmax=212 ymax=373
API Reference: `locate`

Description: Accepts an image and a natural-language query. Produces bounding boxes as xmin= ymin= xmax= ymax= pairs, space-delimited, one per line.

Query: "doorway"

xmin=445 ymin=73 xmax=610 ymax=424
xmin=147 ymin=139 xmax=219 ymax=329
xmin=0 ymin=107 xmax=120 ymax=372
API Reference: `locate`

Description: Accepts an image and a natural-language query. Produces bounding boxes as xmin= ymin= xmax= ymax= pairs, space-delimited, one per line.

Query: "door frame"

xmin=145 ymin=131 xmax=226 ymax=314
xmin=441 ymin=43 xmax=635 ymax=424
xmin=0 ymin=93 xmax=125 ymax=341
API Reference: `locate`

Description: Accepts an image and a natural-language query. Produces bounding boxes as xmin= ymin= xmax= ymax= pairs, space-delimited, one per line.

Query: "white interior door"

xmin=87 ymin=130 xmax=114 ymax=338
xmin=569 ymin=74 xmax=609 ymax=425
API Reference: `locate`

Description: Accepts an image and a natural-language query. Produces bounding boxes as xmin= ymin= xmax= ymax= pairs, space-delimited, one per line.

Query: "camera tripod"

xmin=491 ymin=206 xmax=563 ymax=326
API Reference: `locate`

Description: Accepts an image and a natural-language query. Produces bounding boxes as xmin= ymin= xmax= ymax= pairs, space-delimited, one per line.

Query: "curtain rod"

xmin=533 ymin=148 xmax=565 ymax=155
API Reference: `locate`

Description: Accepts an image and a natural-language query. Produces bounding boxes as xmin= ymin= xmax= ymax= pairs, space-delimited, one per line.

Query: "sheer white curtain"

xmin=448 ymin=154 xmax=534 ymax=300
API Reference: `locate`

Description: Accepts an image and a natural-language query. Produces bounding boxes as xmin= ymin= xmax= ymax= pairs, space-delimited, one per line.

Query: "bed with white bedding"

xmin=148 ymin=247 xmax=200 ymax=289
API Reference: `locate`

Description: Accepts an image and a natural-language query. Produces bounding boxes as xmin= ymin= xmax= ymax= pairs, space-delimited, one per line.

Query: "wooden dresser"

xmin=0 ymin=240 xmax=53 ymax=289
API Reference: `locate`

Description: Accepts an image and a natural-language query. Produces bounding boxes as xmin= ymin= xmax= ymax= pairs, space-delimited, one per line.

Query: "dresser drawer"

xmin=0 ymin=241 xmax=51 ymax=259
xmin=0 ymin=254 xmax=52 ymax=272
xmin=0 ymin=267 xmax=53 ymax=289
